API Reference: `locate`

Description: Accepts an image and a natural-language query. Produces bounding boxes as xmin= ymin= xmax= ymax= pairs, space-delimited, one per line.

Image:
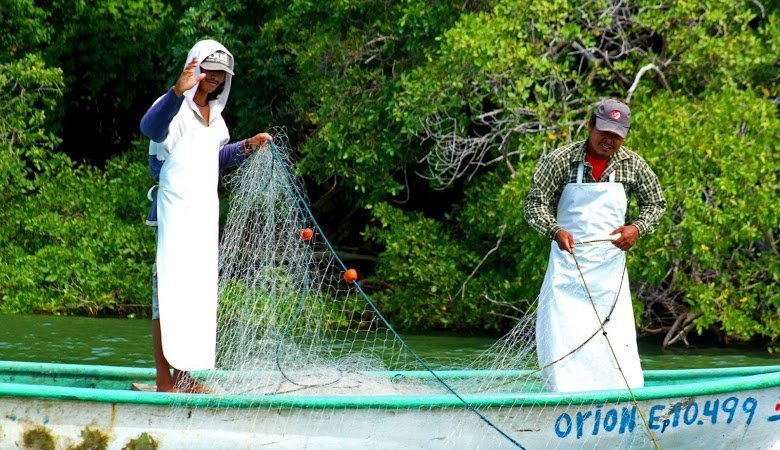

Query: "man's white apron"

xmin=536 ymin=163 xmax=644 ymax=392
xmin=156 ymin=127 xmax=220 ymax=371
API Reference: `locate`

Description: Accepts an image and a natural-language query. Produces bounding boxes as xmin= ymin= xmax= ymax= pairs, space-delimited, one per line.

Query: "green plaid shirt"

xmin=524 ymin=140 xmax=666 ymax=240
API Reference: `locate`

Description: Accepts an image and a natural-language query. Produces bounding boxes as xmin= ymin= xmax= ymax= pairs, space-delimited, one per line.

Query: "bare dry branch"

xmin=663 ymin=312 xmax=701 ymax=349
xmin=391 ymin=166 xmax=411 ymax=205
xmin=750 ymin=0 xmax=766 ymax=18
xmin=416 ymin=1 xmax=685 ymax=188
xmin=417 ymin=109 xmax=551 ymax=189
xmin=352 ymin=35 xmax=399 ymax=65
xmin=455 ymin=224 xmax=507 ymax=299
xmin=626 ymin=63 xmax=672 ymax=104
xmin=311 ymin=176 xmax=338 ymax=208
xmin=484 ymin=293 xmax=525 ymax=321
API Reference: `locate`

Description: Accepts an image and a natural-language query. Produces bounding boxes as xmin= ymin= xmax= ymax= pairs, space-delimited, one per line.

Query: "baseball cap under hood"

xmin=182 ymin=40 xmax=234 ymax=118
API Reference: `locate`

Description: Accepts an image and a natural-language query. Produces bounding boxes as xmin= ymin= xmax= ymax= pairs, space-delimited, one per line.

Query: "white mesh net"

xmin=187 ymin=130 xmax=661 ymax=449
xmin=208 ymin=130 xmax=434 ymax=395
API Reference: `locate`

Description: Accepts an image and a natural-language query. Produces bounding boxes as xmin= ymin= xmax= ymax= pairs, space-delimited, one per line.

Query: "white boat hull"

xmin=0 ymin=363 xmax=777 ymax=449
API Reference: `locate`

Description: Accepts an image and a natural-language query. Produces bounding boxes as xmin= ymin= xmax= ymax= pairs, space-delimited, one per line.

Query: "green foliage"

xmin=0 ymin=7 xmax=163 ymax=316
xmin=366 ymin=203 xmax=492 ymax=330
xmin=0 ymin=54 xmax=64 ymax=197
xmin=40 ymin=0 xmax=172 ymax=98
xmin=0 ymin=141 xmax=154 ymax=316
xmin=31 ymin=0 xmax=174 ymax=164
xmin=0 ymin=0 xmax=52 ymax=61
xmin=364 ymin=150 xmax=553 ymax=332
xmin=250 ymin=0 xmax=471 ymax=199
xmin=454 ymin=147 xmax=553 ymax=318
xmin=1 ymin=0 xmax=777 ymax=348
xmin=630 ymin=89 xmax=779 ymax=342
xmin=640 ymin=0 xmax=778 ymax=94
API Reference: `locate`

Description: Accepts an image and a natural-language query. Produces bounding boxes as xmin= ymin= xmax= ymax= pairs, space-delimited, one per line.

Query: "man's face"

xmin=200 ymin=69 xmax=226 ymax=93
xmin=587 ymin=122 xmax=625 ymax=159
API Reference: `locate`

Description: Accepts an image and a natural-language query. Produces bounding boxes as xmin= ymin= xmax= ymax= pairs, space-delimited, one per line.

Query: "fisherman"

xmin=140 ymin=39 xmax=272 ymax=393
xmin=524 ymin=99 xmax=666 ymax=392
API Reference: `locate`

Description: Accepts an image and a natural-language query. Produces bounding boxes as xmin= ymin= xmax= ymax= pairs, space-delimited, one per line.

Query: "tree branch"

xmin=626 ymin=63 xmax=672 ymax=104
xmin=455 ymin=224 xmax=507 ymax=299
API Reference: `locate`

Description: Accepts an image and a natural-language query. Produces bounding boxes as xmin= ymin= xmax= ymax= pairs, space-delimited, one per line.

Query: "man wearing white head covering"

xmin=140 ymin=39 xmax=272 ymax=393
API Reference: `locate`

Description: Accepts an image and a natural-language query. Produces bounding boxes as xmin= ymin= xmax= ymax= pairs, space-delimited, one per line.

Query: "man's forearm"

xmin=140 ymin=88 xmax=184 ymax=143
xmin=632 ymin=199 xmax=666 ymax=236
xmin=524 ymin=197 xmax=560 ymax=240
xmin=218 ymin=142 xmax=247 ymax=170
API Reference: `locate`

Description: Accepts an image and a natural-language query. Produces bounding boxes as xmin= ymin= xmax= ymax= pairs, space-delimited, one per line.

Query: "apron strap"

xmin=608 ymin=170 xmax=616 ymax=182
xmin=147 ymin=185 xmax=159 ymax=201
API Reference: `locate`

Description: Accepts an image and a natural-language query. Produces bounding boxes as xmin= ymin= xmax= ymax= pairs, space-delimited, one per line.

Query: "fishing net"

xmin=190 ymin=130 xmax=659 ymax=449
xmin=210 ymin=130 xmax=430 ymax=396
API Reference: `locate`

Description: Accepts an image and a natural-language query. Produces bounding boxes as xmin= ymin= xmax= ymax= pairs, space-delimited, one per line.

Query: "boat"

xmin=0 ymin=361 xmax=777 ymax=449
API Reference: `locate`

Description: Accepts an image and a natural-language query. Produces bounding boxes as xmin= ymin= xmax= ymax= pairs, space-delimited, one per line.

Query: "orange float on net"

xmin=344 ymin=269 xmax=358 ymax=283
xmin=299 ymin=228 xmax=314 ymax=241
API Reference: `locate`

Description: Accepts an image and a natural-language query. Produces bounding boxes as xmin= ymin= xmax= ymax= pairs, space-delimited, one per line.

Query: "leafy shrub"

xmin=366 ymin=203 xmax=493 ymax=330
xmin=0 ymin=140 xmax=154 ymax=316
xmin=630 ymin=89 xmax=779 ymax=343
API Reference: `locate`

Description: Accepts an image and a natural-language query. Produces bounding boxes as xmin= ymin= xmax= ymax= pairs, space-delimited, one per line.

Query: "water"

xmin=0 ymin=314 xmax=775 ymax=369
xmin=0 ymin=314 xmax=152 ymax=367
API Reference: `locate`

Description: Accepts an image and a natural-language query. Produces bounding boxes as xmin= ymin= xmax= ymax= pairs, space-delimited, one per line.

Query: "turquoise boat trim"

xmin=0 ymin=361 xmax=777 ymax=410
xmin=2 ymin=360 xmax=777 ymax=380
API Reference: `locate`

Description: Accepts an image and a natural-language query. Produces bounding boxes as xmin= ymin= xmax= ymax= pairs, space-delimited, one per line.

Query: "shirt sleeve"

xmin=525 ymin=155 xmax=565 ymax=240
xmin=218 ymin=141 xmax=248 ymax=171
xmin=630 ymin=160 xmax=666 ymax=236
xmin=140 ymin=88 xmax=184 ymax=143
xmin=148 ymin=154 xmax=164 ymax=181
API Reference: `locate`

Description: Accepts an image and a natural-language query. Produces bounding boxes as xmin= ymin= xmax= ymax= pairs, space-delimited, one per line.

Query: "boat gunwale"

xmin=0 ymin=361 xmax=777 ymax=409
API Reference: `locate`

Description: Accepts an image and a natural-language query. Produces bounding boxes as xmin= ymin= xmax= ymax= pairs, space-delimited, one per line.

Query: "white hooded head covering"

xmin=149 ymin=40 xmax=234 ymax=162
xmin=182 ymin=39 xmax=234 ymax=118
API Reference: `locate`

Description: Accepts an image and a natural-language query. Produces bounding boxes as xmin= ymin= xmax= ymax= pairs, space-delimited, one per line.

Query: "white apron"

xmin=154 ymin=40 xmax=233 ymax=371
xmin=156 ymin=127 xmax=220 ymax=371
xmin=536 ymin=163 xmax=644 ymax=392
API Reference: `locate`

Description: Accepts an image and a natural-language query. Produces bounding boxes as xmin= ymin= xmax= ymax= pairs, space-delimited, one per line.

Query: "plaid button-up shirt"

xmin=524 ymin=140 xmax=666 ymax=240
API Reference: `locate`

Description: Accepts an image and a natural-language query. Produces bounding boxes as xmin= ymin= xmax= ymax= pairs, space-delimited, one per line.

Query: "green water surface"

xmin=0 ymin=314 xmax=775 ymax=369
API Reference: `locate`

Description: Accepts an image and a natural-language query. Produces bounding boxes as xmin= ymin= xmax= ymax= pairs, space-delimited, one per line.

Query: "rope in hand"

xmin=570 ymin=240 xmax=662 ymax=450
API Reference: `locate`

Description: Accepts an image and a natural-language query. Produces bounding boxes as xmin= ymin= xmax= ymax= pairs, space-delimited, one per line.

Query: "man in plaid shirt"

xmin=525 ymin=100 xmax=666 ymax=253
xmin=525 ymin=99 xmax=666 ymax=392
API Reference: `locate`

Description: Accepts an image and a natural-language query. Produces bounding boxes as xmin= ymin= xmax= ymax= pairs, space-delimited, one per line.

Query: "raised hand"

xmin=173 ymin=57 xmax=205 ymax=96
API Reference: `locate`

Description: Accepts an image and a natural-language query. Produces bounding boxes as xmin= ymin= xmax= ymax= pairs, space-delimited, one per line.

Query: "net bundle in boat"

xmin=211 ymin=130 xmax=433 ymax=396
xmin=194 ymin=130 xmax=659 ymax=449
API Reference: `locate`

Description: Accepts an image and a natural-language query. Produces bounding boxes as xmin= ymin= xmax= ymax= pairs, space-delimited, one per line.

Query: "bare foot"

xmin=176 ymin=379 xmax=212 ymax=394
xmin=174 ymin=373 xmax=213 ymax=394
xmin=156 ymin=384 xmax=181 ymax=393
xmin=180 ymin=381 xmax=212 ymax=394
